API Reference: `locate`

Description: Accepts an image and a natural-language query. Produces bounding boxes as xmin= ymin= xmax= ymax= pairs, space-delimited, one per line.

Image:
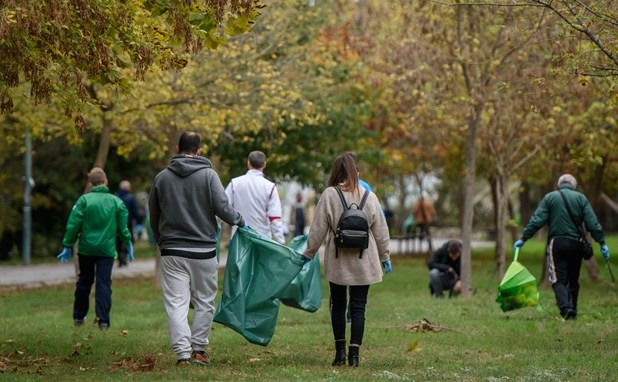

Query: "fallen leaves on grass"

xmin=404 ymin=317 xmax=454 ymax=333
xmin=71 ymin=342 xmax=81 ymax=357
xmin=0 ymin=356 xmax=8 ymax=372
xmin=406 ymin=339 xmax=420 ymax=352
xmin=0 ymin=352 xmax=51 ymax=374
xmin=110 ymin=354 xmax=157 ymax=372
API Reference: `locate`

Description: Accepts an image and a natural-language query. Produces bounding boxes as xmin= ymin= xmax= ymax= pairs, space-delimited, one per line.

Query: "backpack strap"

xmin=335 ymin=186 xmax=349 ymax=210
xmin=359 ymin=189 xmax=369 ymax=210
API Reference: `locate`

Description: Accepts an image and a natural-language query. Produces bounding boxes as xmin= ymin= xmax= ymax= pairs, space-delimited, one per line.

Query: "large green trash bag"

xmin=496 ymin=248 xmax=542 ymax=312
xmin=277 ymin=235 xmax=322 ymax=312
xmin=213 ymin=227 xmax=306 ymax=346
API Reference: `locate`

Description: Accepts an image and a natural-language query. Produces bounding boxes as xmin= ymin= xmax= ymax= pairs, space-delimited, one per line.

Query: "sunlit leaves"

xmin=0 ymin=0 xmax=263 ymax=118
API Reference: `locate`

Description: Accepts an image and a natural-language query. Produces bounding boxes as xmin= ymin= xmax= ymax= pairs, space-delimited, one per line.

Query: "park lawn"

xmin=0 ymin=242 xmax=616 ymax=381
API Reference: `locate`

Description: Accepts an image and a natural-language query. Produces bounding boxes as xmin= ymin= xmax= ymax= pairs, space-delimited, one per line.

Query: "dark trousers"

xmin=547 ymin=237 xmax=583 ymax=315
xmin=329 ymin=282 xmax=369 ymax=346
xmin=74 ymin=255 xmax=114 ymax=325
xmin=429 ymin=268 xmax=458 ymax=297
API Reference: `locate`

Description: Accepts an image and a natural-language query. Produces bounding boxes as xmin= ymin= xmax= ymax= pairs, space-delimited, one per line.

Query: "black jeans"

xmin=547 ymin=237 xmax=583 ymax=316
xmin=73 ymin=255 xmax=114 ymax=325
xmin=329 ymin=282 xmax=369 ymax=346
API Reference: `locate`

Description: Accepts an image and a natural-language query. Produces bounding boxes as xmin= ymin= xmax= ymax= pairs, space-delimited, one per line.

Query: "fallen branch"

xmin=404 ymin=317 xmax=455 ymax=333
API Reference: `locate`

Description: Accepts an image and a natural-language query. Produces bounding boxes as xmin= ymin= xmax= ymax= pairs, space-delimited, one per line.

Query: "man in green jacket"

xmin=58 ymin=167 xmax=133 ymax=329
xmin=514 ymin=174 xmax=610 ymax=320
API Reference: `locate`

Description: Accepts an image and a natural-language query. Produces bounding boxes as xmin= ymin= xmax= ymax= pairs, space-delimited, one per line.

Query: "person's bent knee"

xmin=429 ymin=268 xmax=442 ymax=280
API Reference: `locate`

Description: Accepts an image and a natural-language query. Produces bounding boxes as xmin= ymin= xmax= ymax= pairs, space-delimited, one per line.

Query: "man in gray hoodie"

xmin=149 ymin=132 xmax=245 ymax=367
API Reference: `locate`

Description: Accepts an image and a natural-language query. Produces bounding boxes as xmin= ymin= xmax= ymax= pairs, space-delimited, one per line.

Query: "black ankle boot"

xmin=332 ymin=341 xmax=346 ymax=366
xmin=348 ymin=346 xmax=359 ymax=367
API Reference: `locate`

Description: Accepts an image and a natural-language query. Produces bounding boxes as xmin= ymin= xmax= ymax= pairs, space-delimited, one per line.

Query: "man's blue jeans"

xmin=73 ymin=255 xmax=114 ymax=326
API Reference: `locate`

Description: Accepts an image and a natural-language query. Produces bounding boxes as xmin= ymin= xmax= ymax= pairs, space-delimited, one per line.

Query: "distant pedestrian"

xmin=57 ymin=167 xmax=133 ymax=329
xmin=514 ymin=174 xmax=609 ymax=320
xmin=149 ymin=132 xmax=245 ymax=366
xmin=302 ymin=152 xmax=391 ymax=367
xmin=290 ymin=191 xmax=307 ymax=237
xmin=115 ymin=180 xmax=141 ymax=267
xmin=413 ymin=195 xmax=436 ymax=243
xmin=225 ymin=151 xmax=285 ymax=244
xmin=427 ymin=239 xmax=462 ymax=298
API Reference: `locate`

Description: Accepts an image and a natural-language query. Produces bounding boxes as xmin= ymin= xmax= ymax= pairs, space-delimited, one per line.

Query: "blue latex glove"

xmin=601 ymin=244 xmax=610 ymax=261
xmin=301 ymin=255 xmax=311 ymax=265
xmin=382 ymin=260 xmax=392 ymax=274
xmin=513 ymin=239 xmax=524 ymax=252
xmin=57 ymin=247 xmax=72 ymax=263
xmin=127 ymin=241 xmax=134 ymax=262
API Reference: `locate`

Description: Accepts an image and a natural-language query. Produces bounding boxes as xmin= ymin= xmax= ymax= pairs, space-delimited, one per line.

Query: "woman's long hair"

xmin=327 ymin=152 xmax=359 ymax=194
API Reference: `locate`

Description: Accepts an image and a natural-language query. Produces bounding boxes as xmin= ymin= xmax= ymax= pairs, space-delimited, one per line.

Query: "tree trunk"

xmin=518 ymin=181 xmax=533 ymax=228
xmin=397 ymin=175 xmax=408 ymax=236
xmin=493 ymin=174 xmax=508 ymax=279
xmin=584 ymin=258 xmax=600 ymax=281
xmin=460 ymin=108 xmax=481 ymax=297
xmin=94 ymin=114 xmax=113 ymax=169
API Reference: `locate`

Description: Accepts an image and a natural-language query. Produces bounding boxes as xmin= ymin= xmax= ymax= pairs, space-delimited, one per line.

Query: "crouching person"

xmin=428 ymin=239 xmax=462 ymax=298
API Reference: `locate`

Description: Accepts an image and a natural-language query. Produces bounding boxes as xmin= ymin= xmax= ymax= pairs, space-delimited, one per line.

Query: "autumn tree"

xmin=0 ymin=0 xmax=263 ymax=124
xmin=464 ymin=0 xmax=618 ymax=77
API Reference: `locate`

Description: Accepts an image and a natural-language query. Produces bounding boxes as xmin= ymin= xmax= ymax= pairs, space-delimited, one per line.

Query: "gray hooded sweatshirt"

xmin=149 ymin=155 xmax=244 ymax=256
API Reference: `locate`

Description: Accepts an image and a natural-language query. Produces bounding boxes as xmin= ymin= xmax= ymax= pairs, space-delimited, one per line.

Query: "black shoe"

xmin=348 ymin=346 xmax=359 ymax=367
xmin=99 ymin=323 xmax=110 ymax=330
xmin=73 ymin=318 xmax=85 ymax=327
xmin=332 ymin=341 xmax=346 ymax=366
xmin=562 ymin=309 xmax=577 ymax=320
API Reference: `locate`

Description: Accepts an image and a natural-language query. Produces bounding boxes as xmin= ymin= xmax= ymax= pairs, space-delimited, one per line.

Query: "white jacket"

xmin=225 ymin=169 xmax=285 ymax=244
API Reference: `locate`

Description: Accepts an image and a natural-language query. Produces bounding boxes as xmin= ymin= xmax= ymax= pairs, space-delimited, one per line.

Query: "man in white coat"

xmin=225 ymin=151 xmax=285 ymax=244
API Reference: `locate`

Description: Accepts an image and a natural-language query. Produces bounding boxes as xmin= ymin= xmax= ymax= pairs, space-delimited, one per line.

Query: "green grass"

xmin=0 ymin=241 xmax=617 ymax=381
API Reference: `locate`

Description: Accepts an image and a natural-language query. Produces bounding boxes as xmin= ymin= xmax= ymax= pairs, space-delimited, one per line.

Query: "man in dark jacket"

xmin=115 ymin=180 xmax=140 ymax=267
xmin=514 ymin=174 xmax=610 ymax=320
xmin=149 ymin=132 xmax=245 ymax=367
xmin=428 ymin=239 xmax=462 ymax=298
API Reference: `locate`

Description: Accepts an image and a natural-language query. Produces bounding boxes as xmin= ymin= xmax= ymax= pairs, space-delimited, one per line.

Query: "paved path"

xmin=0 ymin=238 xmax=493 ymax=292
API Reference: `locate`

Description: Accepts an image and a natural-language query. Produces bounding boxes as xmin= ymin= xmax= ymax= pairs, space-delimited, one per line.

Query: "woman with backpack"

xmin=302 ymin=152 xmax=392 ymax=367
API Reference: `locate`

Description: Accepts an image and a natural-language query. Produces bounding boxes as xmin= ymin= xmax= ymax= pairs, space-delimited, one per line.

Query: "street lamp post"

xmin=22 ymin=124 xmax=33 ymax=265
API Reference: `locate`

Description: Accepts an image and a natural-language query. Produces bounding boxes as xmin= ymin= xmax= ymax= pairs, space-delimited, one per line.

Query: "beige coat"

xmin=303 ymin=186 xmax=390 ymax=286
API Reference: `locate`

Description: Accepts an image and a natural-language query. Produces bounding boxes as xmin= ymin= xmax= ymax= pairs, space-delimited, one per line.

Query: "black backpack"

xmin=334 ymin=186 xmax=370 ymax=258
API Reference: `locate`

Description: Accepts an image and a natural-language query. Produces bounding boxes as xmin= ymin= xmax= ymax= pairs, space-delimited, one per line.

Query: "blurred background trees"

xmin=1 ymin=0 xmax=616 ymax=277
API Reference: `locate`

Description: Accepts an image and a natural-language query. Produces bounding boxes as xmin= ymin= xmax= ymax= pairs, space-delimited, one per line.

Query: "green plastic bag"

xmin=214 ymin=227 xmax=311 ymax=346
xmin=496 ymin=248 xmax=542 ymax=312
xmin=277 ymin=235 xmax=322 ymax=312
